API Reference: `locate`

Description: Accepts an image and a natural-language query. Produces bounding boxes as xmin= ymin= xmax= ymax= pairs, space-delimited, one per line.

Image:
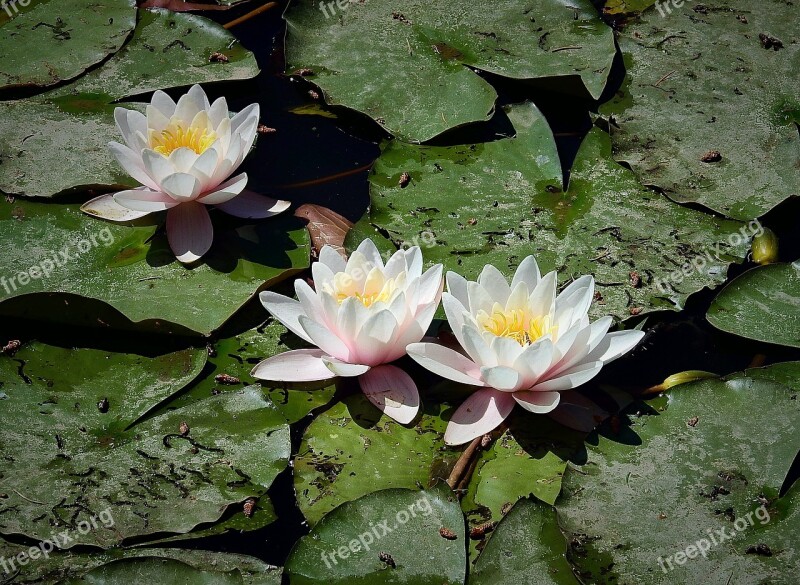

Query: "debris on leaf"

xmin=215 ymin=373 xmax=241 ymax=385
xmin=379 ymin=551 xmax=396 ymax=568
xmin=700 ymin=150 xmax=722 ymax=163
xmin=439 ymin=527 xmax=457 ymax=540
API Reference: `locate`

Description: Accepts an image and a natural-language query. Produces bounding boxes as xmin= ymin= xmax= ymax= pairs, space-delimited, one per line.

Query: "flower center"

xmin=150 ymin=124 xmax=217 ymax=156
xmin=477 ymin=306 xmax=556 ymax=346
xmin=325 ymin=272 xmax=398 ymax=308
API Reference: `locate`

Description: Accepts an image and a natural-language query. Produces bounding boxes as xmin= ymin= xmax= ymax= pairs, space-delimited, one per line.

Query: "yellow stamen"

xmin=477 ymin=305 xmax=556 ymax=346
xmin=150 ymin=124 xmax=217 ymax=156
xmin=324 ymin=273 xmax=398 ymax=308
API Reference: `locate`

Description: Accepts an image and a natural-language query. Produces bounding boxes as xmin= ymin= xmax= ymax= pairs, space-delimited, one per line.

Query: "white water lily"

xmin=251 ymin=239 xmax=444 ymax=424
xmin=407 ymin=257 xmax=644 ymax=445
xmin=81 ymin=84 xmax=288 ymax=263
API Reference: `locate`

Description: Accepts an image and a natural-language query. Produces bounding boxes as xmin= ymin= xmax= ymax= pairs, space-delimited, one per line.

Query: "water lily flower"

xmin=407 ymin=257 xmax=644 ymax=445
xmin=81 ymin=84 xmax=288 ymax=263
xmin=251 ymin=239 xmax=444 ymax=424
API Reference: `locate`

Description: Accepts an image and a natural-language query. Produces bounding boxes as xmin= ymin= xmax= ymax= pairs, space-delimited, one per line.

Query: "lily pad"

xmin=284 ymin=0 xmax=616 ymax=142
xmin=0 ymin=0 xmax=136 ymax=92
xmin=598 ymin=0 xmax=800 ymax=220
xmin=556 ymin=362 xmax=800 ymax=584
xmin=469 ymin=498 xmax=579 ymax=585
xmin=0 ymin=200 xmax=310 ymax=336
xmin=0 ymin=341 xmax=291 ymax=547
xmin=366 ymin=102 xmax=751 ymax=321
xmin=285 ymin=486 xmax=466 ymax=585
xmin=707 ymin=260 xmax=800 ymax=348
xmin=0 ymin=8 xmax=260 ymax=198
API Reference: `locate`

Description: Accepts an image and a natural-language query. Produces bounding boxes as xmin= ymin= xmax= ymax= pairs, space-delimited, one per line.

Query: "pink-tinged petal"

xmin=417 ymin=264 xmax=444 ymax=306
xmin=295 ymin=279 xmax=324 ymax=324
xmin=166 ymin=202 xmax=213 ymax=264
xmin=444 ymin=388 xmax=516 ymax=446
xmin=534 ymin=361 xmax=603 ymax=392
xmin=513 ymin=390 xmax=561 ymax=414
xmin=108 ymin=142 xmax=159 ymax=190
xmin=200 ymin=173 xmax=248 ymax=205
xmin=259 ymin=291 xmax=313 ymax=344
xmin=151 ymin=90 xmax=176 ymax=118
xmin=441 ymin=292 xmax=469 ymax=350
xmin=161 ymin=172 xmax=202 ymax=201
xmin=319 ymin=245 xmax=347 ymax=273
xmin=114 ymin=189 xmax=179 ymax=212
xmin=585 ymin=330 xmax=645 ymax=365
xmin=81 ymin=193 xmax=152 ymax=222
xmin=354 ymin=310 xmax=399 ymax=366
xmin=406 ymin=343 xmax=484 ymax=386
xmin=141 ymin=149 xmax=177 ymax=185
xmin=321 ymin=356 xmax=370 ymax=377
xmin=480 ymin=365 xmax=522 ymax=392
xmin=461 ymin=324 xmax=497 ymax=368
xmin=359 ymin=365 xmax=420 ymax=425
xmin=511 ymin=256 xmax=541 ymax=290
xmin=250 ymin=349 xmax=334 ymax=382
xmin=528 ymin=270 xmax=557 ymax=320
xmin=478 ymin=264 xmax=511 ymax=305
xmin=215 ymin=190 xmax=290 ymax=219
xmin=300 ymin=315 xmax=350 ymax=361
xmin=446 ymin=271 xmax=470 ymax=308
xmin=385 ymin=300 xmax=437 ymax=362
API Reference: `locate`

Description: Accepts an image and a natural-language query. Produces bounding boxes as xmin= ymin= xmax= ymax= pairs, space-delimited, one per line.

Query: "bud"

xmin=661 ymin=370 xmax=717 ymax=391
xmin=751 ymin=228 xmax=779 ymax=265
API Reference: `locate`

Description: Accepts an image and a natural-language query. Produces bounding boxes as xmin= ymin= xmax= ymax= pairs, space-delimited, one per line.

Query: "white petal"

xmin=108 ymin=142 xmax=158 ymax=190
xmin=359 ymin=365 xmax=420 ymax=424
xmin=513 ymin=338 xmax=554 ymax=389
xmin=146 ymin=103 xmax=171 ymax=133
xmin=511 ymin=256 xmax=541 ymax=290
xmin=446 ymin=271 xmax=470 ymax=307
xmin=534 ymin=361 xmax=603 ymax=392
xmin=467 ymin=281 xmax=494 ymax=315
xmin=114 ymin=189 xmax=179 ymax=212
xmin=200 ymin=173 xmax=248 ymax=205
xmin=504 ymin=281 xmax=530 ymax=312
xmin=300 ymin=315 xmax=351 ymax=361
xmin=161 ymin=173 xmax=202 ymax=201
xmin=142 ymin=149 xmax=177 ymax=186
xmin=209 ymin=96 xmax=229 ymax=128
xmin=417 ymin=264 xmax=444 ymax=306
xmin=81 ymin=193 xmax=152 ymax=222
xmin=489 ymin=336 xmax=525 ymax=367
xmin=312 ymin=261 xmax=336 ymax=289
xmin=321 ymin=356 xmax=370 ymax=377
xmin=354 ymin=238 xmax=385 ymax=270
xmin=259 ymin=291 xmax=313 ymax=344
xmin=353 ymin=310 xmax=399 ymax=366
xmin=585 ymin=330 xmax=645 ymax=365
xmin=167 ymin=147 xmax=200 ymax=174
xmin=151 ymin=90 xmax=176 ymax=118
xmin=166 ymin=202 xmax=213 ymax=264
xmin=251 ymin=349 xmax=334 ymax=382
xmin=478 ymin=264 xmax=511 ymax=305
xmin=513 ymin=390 xmax=561 ymax=414
xmin=405 ymin=247 xmax=423 ymax=279
xmin=406 ymin=343 xmax=484 ymax=386
xmin=528 ymin=271 xmax=557 ymax=321
xmin=441 ymin=293 xmax=469 ymax=350
xmin=320 ymin=245 xmax=347 ymax=273
xmin=444 ymin=388 xmax=516 ymax=446
xmin=461 ymin=324 xmax=497 ymax=367
xmin=480 ymin=365 xmax=522 ymax=391
xmin=174 ymin=86 xmax=206 ymax=123
xmin=231 ymin=103 xmax=260 ymax=134
xmin=295 ymin=279 xmax=325 ymax=325
xmin=188 ymin=147 xmax=221 ymax=187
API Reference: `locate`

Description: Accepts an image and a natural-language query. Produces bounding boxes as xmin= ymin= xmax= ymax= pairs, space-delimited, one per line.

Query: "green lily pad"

xmin=0 ymin=0 xmax=136 ymax=92
xmin=0 ymin=8 xmax=259 ymax=198
xmin=167 ymin=319 xmax=337 ymax=424
xmin=556 ymin=362 xmax=800 ymax=584
xmin=707 ymin=261 xmax=800 ymax=348
xmin=284 ymin=0 xmax=616 ymax=142
xmin=0 ymin=540 xmax=281 ymax=584
xmin=285 ymin=486 xmax=466 ymax=585
xmin=469 ymin=498 xmax=579 ymax=585
xmin=367 ymin=102 xmax=751 ymax=321
xmin=598 ymin=0 xmax=800 ymax=220
xmin=0 ymin=341 xmax=291 ymax=547
xmin=0 ymin=200 xmax=310 ymax=336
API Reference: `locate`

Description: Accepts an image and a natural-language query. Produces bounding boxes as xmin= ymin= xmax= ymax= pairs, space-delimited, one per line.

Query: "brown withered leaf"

xmin=294 ymin=204 xmax=353 ymax=259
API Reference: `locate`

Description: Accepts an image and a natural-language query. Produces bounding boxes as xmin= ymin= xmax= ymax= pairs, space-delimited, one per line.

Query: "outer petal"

xmin=259 ymin=291 xmax=313 ymax=344
xmin=480 ymin=365 xmax=522 ymax=392
xmin=353 ymin=309 xmax=399 ymax=365
xmin=319 ymin=245 xmax=347 ymax=273
xmin=478 ymin=264 xmax=511 ymax=305
xmin=359 ymin=365 xmax=420 ymax=425
xmin=321 ymin=356 xmax=370 ymax=377
xmin=444 ymin=388 xmax=516 ymax=446
xmin=166 ymin=202 xmax=213 ymax=264
xmin=142 ymin=149 xmax=177 ymax=186
xmin=300 ymin=315 xmax=351 ymax=361
xmin=114 ymin=189 xmax=179 ymax=212
xmin=151 ymin=90 xmax=177 ymax=118
xmin=215 ymin=190 xmax=290 ymax=219
xmin=251 ymin=349 xmax=335 ymax=382
xmin=461 ymin=323 xmax=497 ymax=368
xmin=81 ymin=193 xmax=152 ymax=221
xmin=446 ymin=271 xmax=470 ymax=308
xmin=161 ymin=172 xmax=202 ymax=201
xmin=199 ymin=172 xmax=248 ymax=205
xmin=406 ymin=343 xmax=484 ymax=386
xmin=417 ymin=264 xmax=444 ymax=306
xmin=513 ymin=390 xmax=561 ymax=414
xmin=584 ymin=330 xmax=645 ymax=365
xmin=513 ymin=338 xmax=554 ymax=389
xmin=534 ymin=361 xmax=603 ymax=392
